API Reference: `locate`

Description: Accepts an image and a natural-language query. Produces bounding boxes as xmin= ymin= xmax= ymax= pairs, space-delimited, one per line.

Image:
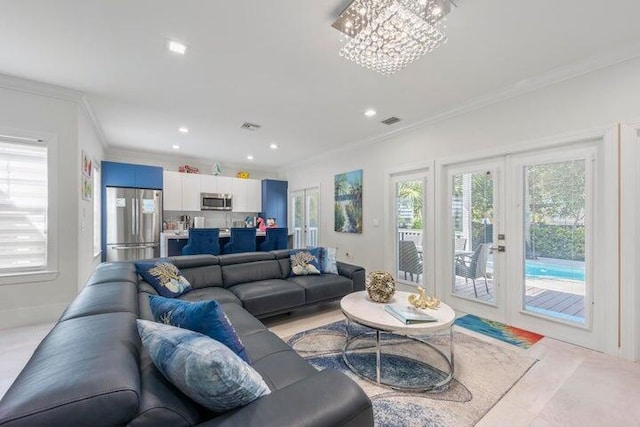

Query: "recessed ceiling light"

xmin=269 ymin=143 xmax=279 ymax=150
xmin=172 ymin=144 xmax=181 ymax=150
xmin=178 ymin=127 xmax=189 ymax=133
xmin=247 ymin=155 xmax=254 ymax=160
xmin=364 ymin=109 xmax=377 ymax=117
xmin=167 ymin=39 xmax=187 ymax=55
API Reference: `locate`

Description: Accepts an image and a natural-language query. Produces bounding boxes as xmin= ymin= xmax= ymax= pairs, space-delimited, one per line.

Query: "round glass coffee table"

xmin=340 ymin=290 xmax=455 ymax=391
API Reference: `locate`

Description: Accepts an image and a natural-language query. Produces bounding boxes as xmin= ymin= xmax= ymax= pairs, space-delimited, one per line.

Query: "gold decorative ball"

xmin=365 ymin=271 xmax=396 ymax=303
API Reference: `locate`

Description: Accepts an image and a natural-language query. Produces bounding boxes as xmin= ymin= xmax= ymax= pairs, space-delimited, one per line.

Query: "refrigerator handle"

xmin=131 ymin=198 xmax=136 ymax=235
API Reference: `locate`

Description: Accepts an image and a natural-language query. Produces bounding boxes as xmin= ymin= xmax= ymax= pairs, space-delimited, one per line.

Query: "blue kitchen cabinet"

xmin=102 ymin=161 xmax=163 ymax=189
xmin=261 ymin=179 xmax=288 ymax=228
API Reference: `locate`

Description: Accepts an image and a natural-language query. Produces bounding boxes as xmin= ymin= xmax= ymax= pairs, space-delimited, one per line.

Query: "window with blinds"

xmin=0 ymin=137 xmax=48 ymax=272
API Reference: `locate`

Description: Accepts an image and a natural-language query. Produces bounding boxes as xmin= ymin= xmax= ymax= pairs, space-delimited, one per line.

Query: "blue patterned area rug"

xmin=286 ymin=321 xmax=537 ymax=427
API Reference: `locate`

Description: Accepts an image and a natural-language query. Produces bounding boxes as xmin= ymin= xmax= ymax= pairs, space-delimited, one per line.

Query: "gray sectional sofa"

xmin=0 ymin=250 xmax=373 ymax=427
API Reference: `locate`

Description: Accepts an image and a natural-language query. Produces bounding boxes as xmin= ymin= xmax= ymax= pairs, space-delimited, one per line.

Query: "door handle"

xmin=490 ymin=245 xmax=506 ymax=252
xmin=131 ymin=198 xmax=136 ymax=235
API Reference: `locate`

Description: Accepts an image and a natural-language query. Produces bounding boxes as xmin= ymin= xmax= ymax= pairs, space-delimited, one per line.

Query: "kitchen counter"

xmin=160 ymin=229 xmax=290 ymax=257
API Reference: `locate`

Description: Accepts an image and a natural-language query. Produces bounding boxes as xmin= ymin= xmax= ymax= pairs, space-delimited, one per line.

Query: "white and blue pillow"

xmin=135 ymin=259 xmax=191 ymax=298
xmin=304 ymin=247 xmax=339 ymax=275
xmin=149 ymin=296 xmax=249 ymax=363
xmin=136 ymin=320 xmax=270 ymax=412
xmin=289 ymin=248 xmax=322 ymax=276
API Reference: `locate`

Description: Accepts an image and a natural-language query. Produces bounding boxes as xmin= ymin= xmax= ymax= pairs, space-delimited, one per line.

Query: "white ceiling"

xmin=1 ymin=0 xmax=640 ymax=170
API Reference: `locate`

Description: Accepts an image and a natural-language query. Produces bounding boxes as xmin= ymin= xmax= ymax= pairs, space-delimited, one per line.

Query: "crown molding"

xmin=79 ymin=97 xmax=109 ymax=148
xmin=284 ymin=40 xmax=640 ymax=171
xmin=0 ymin=72 xmax=83 ymax=102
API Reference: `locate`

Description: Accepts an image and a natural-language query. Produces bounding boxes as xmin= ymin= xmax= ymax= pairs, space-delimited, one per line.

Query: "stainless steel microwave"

xmin=201 ymin=193 xmax=233 ymax=211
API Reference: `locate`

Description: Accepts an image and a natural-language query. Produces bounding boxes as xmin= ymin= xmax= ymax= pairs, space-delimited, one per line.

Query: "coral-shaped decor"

xmin=237 ymin=171 xmax=250 ymax=179
xmin=408 ymin=286 xmax=440 ymax=309
xmin=178 ymin=165 xmax=199 ymax=173
xmin=149 ymin=262 xmax=191 ymax=294
xmin=365 ymin=271 xmax=395 ymax=303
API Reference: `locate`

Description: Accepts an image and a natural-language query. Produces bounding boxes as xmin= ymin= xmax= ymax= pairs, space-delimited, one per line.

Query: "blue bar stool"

xmin=259 ymin=227 xmax=288 ymax=251
xmin=182 ymin=228 xmax=220 ymax=255
xmin=223 ymin=228 xmax=256 ymax=254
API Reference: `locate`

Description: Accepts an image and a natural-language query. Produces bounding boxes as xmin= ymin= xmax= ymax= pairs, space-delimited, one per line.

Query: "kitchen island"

xmin=160 ymin=229 xmax=291 ymax=257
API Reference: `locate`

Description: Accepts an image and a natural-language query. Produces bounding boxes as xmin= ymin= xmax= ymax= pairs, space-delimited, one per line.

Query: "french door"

xmin=290 ymin=187 xmax=319 ymax=249
xmin=439 ymin=140 xmax=608 ymax=349
xmin=390 ymin=170 xmax=428 ymax=287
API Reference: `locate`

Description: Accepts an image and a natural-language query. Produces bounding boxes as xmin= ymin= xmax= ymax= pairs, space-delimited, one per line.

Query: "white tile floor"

xmin=2 ymin=305 xmax=640 ymax=426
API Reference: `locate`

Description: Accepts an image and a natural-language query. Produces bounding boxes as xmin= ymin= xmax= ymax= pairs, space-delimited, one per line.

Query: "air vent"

xmin=381 ymin=116 xmax=401 ymax=125
xmin=240 ymin=122 xmax=261 ymax=131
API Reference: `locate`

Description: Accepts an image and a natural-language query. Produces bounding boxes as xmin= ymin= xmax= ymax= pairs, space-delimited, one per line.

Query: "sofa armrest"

xmin=337 ymin=262 xmax=365 ymax=292
xmin=197 ymin=369 xmax=373 ymax=427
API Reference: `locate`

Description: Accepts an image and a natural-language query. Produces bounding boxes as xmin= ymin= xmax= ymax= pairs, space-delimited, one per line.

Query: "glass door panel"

xmin=393 ymin=174 xmax=426 ymax=285
xmin=522 ymin=159 xmax=587 ymax=324
xmin=291 ymin=187 xmax=319 ymax=249
xmin=450 ymin=170 xmax=496 ymax=303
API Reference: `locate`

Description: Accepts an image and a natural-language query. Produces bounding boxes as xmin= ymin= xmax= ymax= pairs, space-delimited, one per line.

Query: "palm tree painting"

xmin=334 ymin=169 xmax=362 ymax=233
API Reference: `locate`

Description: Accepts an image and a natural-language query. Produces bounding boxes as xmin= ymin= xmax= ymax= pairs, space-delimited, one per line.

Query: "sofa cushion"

xmin=149 ymin=296 xmax=249 ymax=363
xmin=289 ymin=248 xmax=322 ymax=276
xmin=287 ymin=274 xmax=353 ymax=304
xmin=251 ymin=349 xmax=318 ymax=392
xmin=137 ymin=320 xmax=270 ymax=413
xmin=129 ymin=349 xmax=202 ymax=427
xmin=135 ymin=259 xmax=192 ymax=298
xmin=0 ymin=313 xmax=140 ymax=427
xmin=60 ymin=281 xmax=138 ymax=321
xmin=229 ymin=280 xmax=305 ymax=317
xmin=220 ymin=303 xmax=269 ymax=337
xmin=87 ymin=261 xmax=138 ymax=286
xmin=221 ymin=260 xmax=283 ymax=288
xmin=318 ymin=247 xmax=339 ymax=274
xmin=170 ymin=255 xmax=223 ymax=289
xmin=178 ymin=287 xmax=241 ymax=306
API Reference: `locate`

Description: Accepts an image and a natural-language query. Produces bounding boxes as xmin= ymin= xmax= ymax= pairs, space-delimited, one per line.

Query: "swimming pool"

xmin=525 ymin=262 xmax=585 ymax=281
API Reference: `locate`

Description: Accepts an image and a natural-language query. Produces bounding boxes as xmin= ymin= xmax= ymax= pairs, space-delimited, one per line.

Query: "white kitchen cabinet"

xmin=231 ymin=178 xmax=248 ymax=212
xmin=200 ymin=174 xmax=218 ymax=194
xmin=246 ymin=179 xmax=262 ymax=212
xmin=231 ymin=178 xmax=261 ymax=213
xmin=181 ymin=173 xmax=201 ymax=211
xmin=216 ymin=176 xmax=234 ymax=195
xmin=163 ymin=171 xmax=183 ymax=210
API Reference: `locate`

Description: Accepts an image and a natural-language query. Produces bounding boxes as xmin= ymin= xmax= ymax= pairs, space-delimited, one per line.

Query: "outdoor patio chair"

xmin=399 ymin=240 xmax=422 ymax=282
xmin=455 ymin=243 xmax=490 ymax=297
xmin=455 ymin=236 xmax=467 ymax=251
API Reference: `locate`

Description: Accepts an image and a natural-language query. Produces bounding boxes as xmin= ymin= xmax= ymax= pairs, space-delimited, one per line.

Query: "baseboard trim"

xmin=0 ymin=303 xmax=67 ymax=330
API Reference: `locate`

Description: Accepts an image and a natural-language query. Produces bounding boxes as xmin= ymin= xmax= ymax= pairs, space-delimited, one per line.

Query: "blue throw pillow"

xmin=320 ymin=247 xmax=339 ymax=275
xmin=289 ymin=248 xmax=322 ymax=276
xmin=149 ymin=295 xmax=249 ymax=363
xmin=135 ymin=259 xmax=191 ymax=298
xmin=136 ymin=320 xmax=270 ymax=412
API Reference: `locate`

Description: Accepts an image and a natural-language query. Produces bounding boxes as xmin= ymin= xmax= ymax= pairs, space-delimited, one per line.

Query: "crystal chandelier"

xmin=332 ymin=0 xmax=451 ymax=76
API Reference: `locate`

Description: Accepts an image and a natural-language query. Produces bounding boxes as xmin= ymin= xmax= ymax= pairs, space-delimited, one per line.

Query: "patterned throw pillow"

xmin=136 ymin=320 xmax=270 ymax=412
xmin=320 ymin=247 xmax=339 ymax=275
xmin=135 ymin=259 xmax=191 ymax=298
xmin=149 ymin=296 xmax=249 ymax=363
xmin=289 ymin=248 xmax=322 ymax=276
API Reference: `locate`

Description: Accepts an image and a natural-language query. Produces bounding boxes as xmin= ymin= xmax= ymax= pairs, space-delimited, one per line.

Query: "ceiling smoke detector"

xmin=381 ymin=116 xmax=401 ymax=125
xmin=240 ymin=122 xmax=261 ymax=131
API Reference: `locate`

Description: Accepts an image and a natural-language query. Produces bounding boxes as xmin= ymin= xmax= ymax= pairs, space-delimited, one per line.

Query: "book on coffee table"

xmin=384 ymin=303 xmax=438 ymax=324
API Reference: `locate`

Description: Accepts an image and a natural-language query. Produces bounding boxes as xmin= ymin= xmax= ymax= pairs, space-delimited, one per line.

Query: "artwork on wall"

xmin=334 ymin=169 xmax=363 ymax=233
xmin=81 ymin=150 xmax=93 ymax=201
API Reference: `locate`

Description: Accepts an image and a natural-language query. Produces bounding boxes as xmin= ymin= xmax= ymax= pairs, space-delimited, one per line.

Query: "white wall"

xmin=77 ymin=105 xmax=105 ymax=289
xmin=0 ymin=84 xmax=80 ymax=328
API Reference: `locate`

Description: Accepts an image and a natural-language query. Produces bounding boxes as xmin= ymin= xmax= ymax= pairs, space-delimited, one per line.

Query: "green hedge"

xmin=470 ymin=222 xmax=584 ymax=261
xmin=528 ymin=223 xmax=585 ymax=261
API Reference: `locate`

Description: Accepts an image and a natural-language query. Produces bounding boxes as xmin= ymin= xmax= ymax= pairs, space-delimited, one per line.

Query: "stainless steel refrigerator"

xmin=105 ymin=187 xmax=162 ymax=262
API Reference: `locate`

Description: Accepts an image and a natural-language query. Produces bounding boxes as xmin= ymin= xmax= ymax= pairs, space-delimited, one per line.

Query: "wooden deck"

xmin=452 ymin=277 xmax=585 ymax=321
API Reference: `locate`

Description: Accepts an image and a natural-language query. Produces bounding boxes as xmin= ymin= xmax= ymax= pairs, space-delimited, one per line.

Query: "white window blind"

xmin=0 ymin=137 xmax=48 ymax=272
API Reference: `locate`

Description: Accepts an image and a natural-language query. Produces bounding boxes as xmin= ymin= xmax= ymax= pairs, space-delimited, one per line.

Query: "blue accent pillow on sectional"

xmin=135 ymin=258 xmax=192 ymax=298
xmin=319 ymin=247 xmax=339 ymax=275
xmin=289 ymin=247 xmax=322 ymax=276
xmin=149 ymin=295 xmax=249 ymax=363
xmin=136 ymin=320 xmax=270 ymax=412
